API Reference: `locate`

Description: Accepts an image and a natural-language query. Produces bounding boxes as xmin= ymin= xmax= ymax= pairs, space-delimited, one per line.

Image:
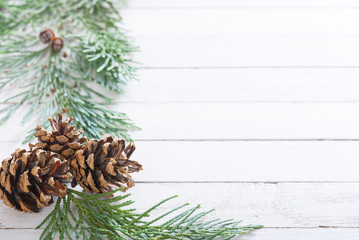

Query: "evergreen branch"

xmin=37 ymin=188 xmax=262 ymax=240
xmin=0 ymin=0 xmax=139 ymax=142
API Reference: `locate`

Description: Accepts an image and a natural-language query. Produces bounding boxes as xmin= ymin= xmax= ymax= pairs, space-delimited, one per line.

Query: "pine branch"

xmin=0 ymin=0 xmax=138 ymax=142
xmin=37 ymin=188 xmax=262 ymax=240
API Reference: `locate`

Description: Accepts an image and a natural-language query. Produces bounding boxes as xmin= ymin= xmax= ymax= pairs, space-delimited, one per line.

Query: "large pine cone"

xmin=0 ymin=148 xmax=72 ymax=212
xmin=30 ymin=113 xmax=86 ymax=159
xmin=71 ymin=135 xmax=142 ymax=194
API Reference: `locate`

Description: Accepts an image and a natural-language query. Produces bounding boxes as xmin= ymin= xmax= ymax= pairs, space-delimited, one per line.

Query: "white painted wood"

xmin=124 ymin=141 xmax=359 ymax=182
xmin=0 ymin=230 xmax=41 ymax=240
xmin=3 ymin=68 xmax=359 ymax=103
xmin=134 ymin=36 xmax=359 ymax=67
xmin=2 ymin=1 xmax=359 ymax=239
xmin=120 ymin=103 xmax=359 ymax=140
xmin=122 ymin=68 xmax=359 ymax=103
xmin=122 ymin=9 xmax=359 ymax=36
xmin=2 ymin=102 xmax=359 ymax=140
xmin=0 ymin=183 xmax=358 ymax=228
xmin=1 ymin=141 xmax=359 ymax=182
xmin=1 ymin=228 xmax=359 ymax=240
xmin=126 ymin=69 xmax=359 ymax=103
xmin=128 ymin=0 xmax=359 ymax=8
xmin=241 ymin=228 xmax=359 ymax=240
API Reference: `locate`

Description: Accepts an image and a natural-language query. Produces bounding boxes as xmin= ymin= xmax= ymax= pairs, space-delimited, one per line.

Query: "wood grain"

xmin=1 ymin=0 xmax=358 ymax=239
xmin=240 ymin=228 xmax=359 ymax=240
xmin=119 ymin=103 xmax=359 ymax=140
xmin=126 ymin=141 xmax=359 ymax=182
xmin=2 ymin=68 xmax=359 ymax=103
xmin=128 ymin=0 xmax=359 ymax=8
xmin=2 ymin=102 xmax=359 ymax=140
xmin=0 ymin=183 xmax=358 ymax=229
xmin=134 ymin=36 xmax=359 ymax=67
xmin=122 ymin=9 xmax=359 ymax=36
xmin=1 ymin=228 xmax=358 ymax=240
xmin=1 ymin=141 xmax=358 ymax=182
xmin=121 ymin=69 xmax=359 ymax=103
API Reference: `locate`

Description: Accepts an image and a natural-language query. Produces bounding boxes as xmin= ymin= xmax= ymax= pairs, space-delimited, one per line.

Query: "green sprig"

xmin=0 ymin=0 xmax=138 ymax=142
xmin=37 ymin=188 xmax=262 ymax=240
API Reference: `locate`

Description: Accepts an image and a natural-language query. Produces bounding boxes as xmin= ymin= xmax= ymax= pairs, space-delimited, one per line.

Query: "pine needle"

xmin=37 ymin=188 xmax=262 ymax=240
xmin=0 ymin=0 xmax=138 ymax=142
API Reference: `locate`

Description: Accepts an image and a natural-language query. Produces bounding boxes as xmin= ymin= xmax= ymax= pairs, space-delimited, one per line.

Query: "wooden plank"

xmin=120 ymin=103 xmax=359 ymax=140
xmin=241 ymin=228 xmax=359 ymax=240
xmin=121 ymin=68 xmax=359 ymax=103
xmin=0 ymin=183 xmax=358 ymax=228
xmin=98 ymin=68 xmax=359 ymax=103
xmin=122 ymin=9 xmax=359 ymax=36
xmin=3 ymin=68 xmax=359 ymax=103
xmin=0 ymin=230 xmax=41 ymax=240
xmin=127 ymin=0 xmax=359 ymax=8
xmin=0 ymin=141 xmax=358 ymax=182
xmin=1 ymin=228 xmax=358 ymax=240
xmin=131 ymin=141 xmax=359 ymax=182
xmin=134 ymin=36 xmax=359 ymax=67
xmin=115 ymin=101 xmax=354 ymax=140
xmin=2 ymin=102 xmax=359 ymax=140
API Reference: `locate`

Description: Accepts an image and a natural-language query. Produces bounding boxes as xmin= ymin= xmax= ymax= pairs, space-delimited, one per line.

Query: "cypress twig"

xmin=0 ymin=0 xmax=139 ymax=142
xmin=37 ymin=188 xmax=262 ymax=239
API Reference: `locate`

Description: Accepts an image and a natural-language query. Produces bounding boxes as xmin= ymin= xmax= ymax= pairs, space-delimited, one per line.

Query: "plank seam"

xmin=133 ymin=139 xmax=359 ymax=142
xmin=135 ymin=181 xmax=359 ymax=184
xmin=4 ymin=139 xmax=359 ymax=142
xmin=2 ymin=101 xmax=359 ymax=104
xmin=1 ymin=226 xmax=358 ymax=230
xmin=139 ymin=66 xmax=359 ymax=69
xmin=124 ymin=7 xmax=359 ymax=10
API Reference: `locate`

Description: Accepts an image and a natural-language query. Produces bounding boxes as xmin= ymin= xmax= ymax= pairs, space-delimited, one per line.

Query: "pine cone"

xmin=71 ymin=135 xmax=142 ymax=194
xmin=30 ymin=113 xmax=86 ymax=159
xmin=39 ymin=29 xmax=55 ymax=44
xmin=0 ymin=148 xmax=72 ymax=213
xmin=51 ymin=37 xmax=64 ymax=53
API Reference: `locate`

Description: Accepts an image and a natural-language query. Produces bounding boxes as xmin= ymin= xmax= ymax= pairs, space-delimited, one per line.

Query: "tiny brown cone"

xmin=0 ymin=148 xmax=72 ymax=213
xmin=30 ymin=113 xmax=86 ymax=159
xmin=51 ymin=37 xmax=64 ymax=53
xmin=39 ymin=29 xmax=55 ymax=44
xmin=71 ymin=135 xmax=142 ymax=195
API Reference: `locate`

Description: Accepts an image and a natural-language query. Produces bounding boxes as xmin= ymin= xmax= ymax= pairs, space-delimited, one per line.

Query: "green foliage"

xmin=0 ymin=0 xmax=139 ymax=141
xmin=37 ymin=188 xmax=262 ymax=240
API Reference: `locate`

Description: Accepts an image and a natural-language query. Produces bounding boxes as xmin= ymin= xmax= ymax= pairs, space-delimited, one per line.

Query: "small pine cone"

xmin=0 ymin=148 xmax=72 ymax=213
xmin=39 ymin=29 xmax=55 ymax=44
xmin=51 ymin=37 xmax=64 ymax=53
xmin=30 ymin=113 xmax=86 ymax=159
xmin=71 ymin=135 xmax=143 ymax=194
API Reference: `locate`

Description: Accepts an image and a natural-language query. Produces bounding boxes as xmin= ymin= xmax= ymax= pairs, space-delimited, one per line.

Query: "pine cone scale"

xmin=96 ymin=171 xmax=108 ymax=188
xmin=71 ymin=135 xmax=142 ymax=194
xmin=0 ymin=149 xmax=71 ymax=212
xmin=19 ymin=170 xmax=31 ymax=193
xmin=4 ymin=174 xmax=11 ymax=193
xmin=124 ymin=143 xmax=135 ymax=158
xmin=86 ymin=154 xmax=95 ymax=170
xmin=15 ymin=192 xmax=37 ymax=212
xmin=56 ymin=135 xmax=69 ymax=144
xmin=105 ymin=162 xmax=116 ymax=176
xmin=1 ymin=113 xmax=143 ymax=212
xmin=61 ymin=149 xmax=74 ymax=158
xmin=30 ymin=113 xmax=85 ymax=160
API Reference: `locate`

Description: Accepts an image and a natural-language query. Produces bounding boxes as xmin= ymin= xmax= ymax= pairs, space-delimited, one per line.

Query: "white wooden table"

xmin=1 ymin=0 xmax=359 ymax=239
